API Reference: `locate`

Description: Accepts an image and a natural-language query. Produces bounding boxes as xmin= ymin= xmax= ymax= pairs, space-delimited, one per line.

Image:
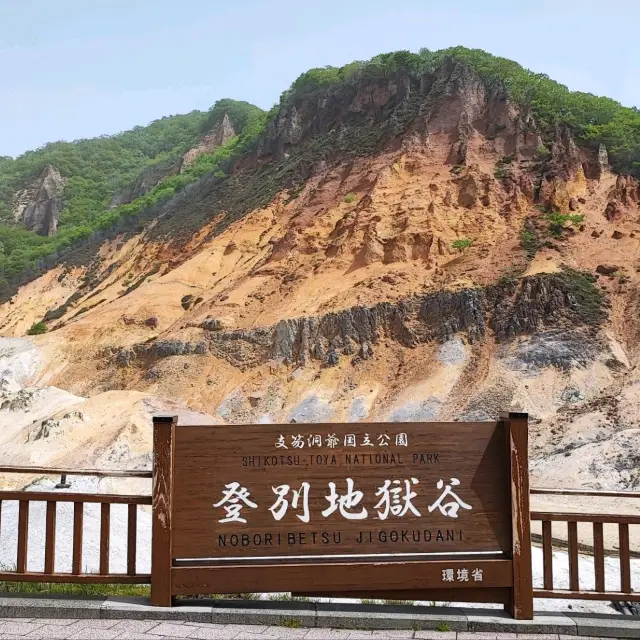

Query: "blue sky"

xmin=1 ymin=0 xmax=638 ymax=157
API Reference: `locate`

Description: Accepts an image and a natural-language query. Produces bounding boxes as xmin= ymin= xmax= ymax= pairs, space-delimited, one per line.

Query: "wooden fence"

xmin=531 ymin=488 xmax=640 ymax=603
xmin=0 ymin=472 xmax=637 ymax=603
xmin=0 ymin=467 xmax=151 ymax=585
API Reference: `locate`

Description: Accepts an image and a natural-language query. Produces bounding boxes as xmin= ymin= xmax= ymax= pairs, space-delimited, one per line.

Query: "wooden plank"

xmin=533 ymin=589 xmax=640 ymax=602
xmin=619 ymin=523 xmax=631 ymax=593
xmin=100 ymin=503 xmax=110 ymax=575
xmin=531 ymin=488 xmax=640 ymax=498
xmin=173 ymin=552 xmax=509 ymax=568
xmin=171 ymin=558 xmax=513 ymax=596
xmin=593 ymin=522 xmax=605 ymax=592
xmin=0 ymin=466 xmax=151 ymax=478
xmin=44 ymin=501 xmax=57 ymax=574
xmin=0 ymin=571 xmax=150 ymax=584
xmin=0 ymin=491 xmax=150 ymax=505
xmin=542 ymin=520 xmax=553 ymax=590
xmin=72 ymin=503 xmax=83 ymax=575
xmin=127 ymin=504 xmax=137 ymax=576
xmin=531 ymin=512 xmax=640 ymax=524
xmin=293 ymin=587 xmax=511 ymax=604
xmin=16 ymin=500 xmax=29 ymax=573
xmin=501 ymin=412 xmax=533 ymax=620
xmin=568 ymin=521 xmax=579 ymax=591
xmin=151 ymin=415 xmax=176 ymax=606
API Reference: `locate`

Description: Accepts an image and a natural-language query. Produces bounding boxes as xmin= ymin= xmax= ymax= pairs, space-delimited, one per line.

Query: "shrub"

xmin=498 ymin=266 xmax=524 ymax=286
xmin=495 ymin=154 xmax=515 ymax=180
xmin=344 ymin=193 xmax=357 ymax=203
xmin=558 ymin=267 xmax=607 ymax=325
xmin=452 ymin=237 xmax=473 ymax=251
xmin=494 ymin=166 xmax=509 ymax=180
xmin=545 ymin=212 xmax=584 ymax=237
xmin=26 ymin=321 xmax=47 ymax=335
xmin=520 ymin=228 xmax=540 ymax=258
xmin=535 ymin=145 xmax=550 ymax=158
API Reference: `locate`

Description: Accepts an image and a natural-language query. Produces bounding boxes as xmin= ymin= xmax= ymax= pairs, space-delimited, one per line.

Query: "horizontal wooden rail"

xmin=531 ymin=512 xmax=640 ymax=524
xmin=533 ymin=589 xmax=640 ymax=601
xmin=0 ymin=572 xmax=150 ymax=584
xmin=0 ymin=491 xmax=151 ymax=504
xmin=531 ymin=488 xmax=640 ymax=498
xmin=0 ymin=465 xmax=151 ymax=478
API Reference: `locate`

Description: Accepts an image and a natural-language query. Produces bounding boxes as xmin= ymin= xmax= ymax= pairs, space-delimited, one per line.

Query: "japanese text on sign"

xmin=213 ymin=477 xmax=471 ymax=524
xmin=441 ymin=568 xmax=484 ymax=582
xmin=275 ymin=432 xmax=409 ymax=449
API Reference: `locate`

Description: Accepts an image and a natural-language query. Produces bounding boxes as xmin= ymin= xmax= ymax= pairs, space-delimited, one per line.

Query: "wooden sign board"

xmin=172 ymin=423 xmax=510 ymax=559
xmin=151 ymin=413 xmax=533 ymax=619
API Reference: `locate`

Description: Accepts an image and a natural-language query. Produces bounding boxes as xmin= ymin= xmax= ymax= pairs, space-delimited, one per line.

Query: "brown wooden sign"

xmin=172 ymin=422 xmax=510 ymax=559
xmin=151 ymin=413 xmax=533 ymax=620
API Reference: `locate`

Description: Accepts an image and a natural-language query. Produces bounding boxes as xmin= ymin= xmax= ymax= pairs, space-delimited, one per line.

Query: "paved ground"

xmin=0 ymin=619 xmax=620 ymax=639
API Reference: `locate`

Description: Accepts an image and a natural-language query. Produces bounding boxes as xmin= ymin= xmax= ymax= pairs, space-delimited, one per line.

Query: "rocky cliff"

xmin=0 ymin=54 xmax=638 ymax=497
xmin=116 ymin=271 xmax=606 ymax=372
xmin=181 ymin=112 xmax=236 ymax=170
xmin=13 ymin=164 xmax=65 ymax=235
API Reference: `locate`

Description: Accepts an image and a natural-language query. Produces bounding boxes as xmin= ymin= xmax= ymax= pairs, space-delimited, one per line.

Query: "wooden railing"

xmin=0 ymin=467 xmax=151 ymax=584
xmin=1 ymin=467 xmax=637 ymax=600
xmin=531 ymin=488 xmax=639 ymax=602
xmin=0 ymin=466 xmax=152 ymax=479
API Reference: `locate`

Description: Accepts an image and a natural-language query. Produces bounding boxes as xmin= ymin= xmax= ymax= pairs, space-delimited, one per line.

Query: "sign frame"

xmin=150 ymin=412 xmax=533 ymax=619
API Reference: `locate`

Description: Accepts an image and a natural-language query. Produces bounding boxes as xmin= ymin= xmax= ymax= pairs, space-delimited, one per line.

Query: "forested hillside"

xmin=0 ymin=111 xmax=206 ymax=224
xmin=0 ymin=46 xmax=638 ymax=301
xmin=0 ymin=100 xmax=265 ymax=297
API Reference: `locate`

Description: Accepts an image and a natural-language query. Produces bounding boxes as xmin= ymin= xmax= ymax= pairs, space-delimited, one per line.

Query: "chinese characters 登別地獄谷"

xmin=213 ymin=477 xmax=472 ymax=524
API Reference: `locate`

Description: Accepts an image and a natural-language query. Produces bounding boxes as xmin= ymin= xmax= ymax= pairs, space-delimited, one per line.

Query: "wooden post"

xmin=151 ymin=415 xmax=177 ymax=606
xmin=501 ymin=411 xmax=533 ymax=620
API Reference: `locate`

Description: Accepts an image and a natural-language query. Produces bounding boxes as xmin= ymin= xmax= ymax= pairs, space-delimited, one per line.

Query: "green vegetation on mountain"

xmin=0 ymin=111 xmax=207 ymax=224
xmin=0 ymin=101 xmax=265 ymax=298
xmin=0 ymin=47 xmax=638 ymax=301
xmin=283 ymin=46 xmax=640 ymax=176
xmin=199 ymin=99 xmax=266 ymax=138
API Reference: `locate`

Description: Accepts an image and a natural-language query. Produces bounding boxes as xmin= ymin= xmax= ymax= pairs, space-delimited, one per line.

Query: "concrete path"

xmin=0 ymin=619 xmax=624 ymax=639
xmin=0 ymin=595 xmax=639 ymax=638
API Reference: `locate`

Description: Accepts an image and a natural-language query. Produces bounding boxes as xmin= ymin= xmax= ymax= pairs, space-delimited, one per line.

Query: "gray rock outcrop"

xmin=13 ymin=164 xmax=65 ymax=236
xmin=181 ymin=113 xmax=237 ymax=171
xmin=116 ymin=273 xmax=607 ymax=371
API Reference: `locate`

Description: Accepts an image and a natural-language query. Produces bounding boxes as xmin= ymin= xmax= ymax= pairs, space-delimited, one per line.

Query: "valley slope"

xmin=0 ymin=49 xmax=639 ymax=498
